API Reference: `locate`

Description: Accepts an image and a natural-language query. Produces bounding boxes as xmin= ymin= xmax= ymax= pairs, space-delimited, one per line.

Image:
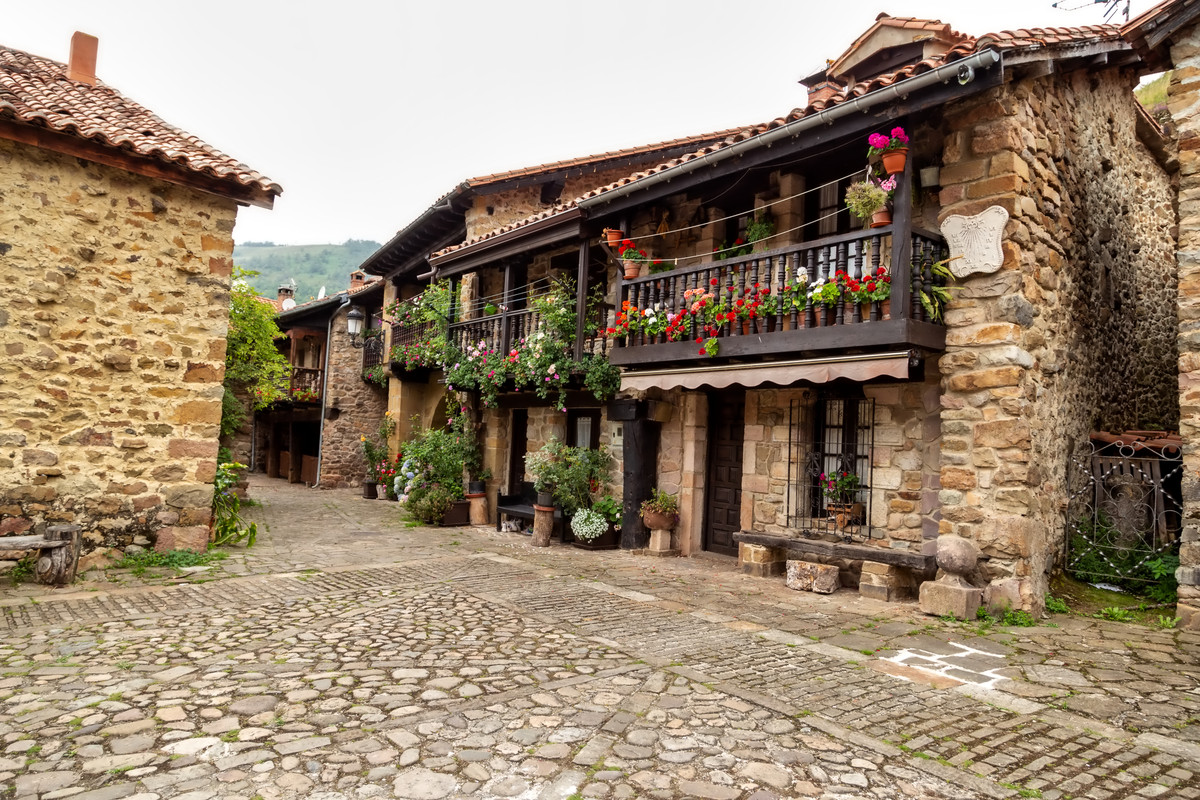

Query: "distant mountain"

xmin=233 ymin=239 xmax=382 ymax=301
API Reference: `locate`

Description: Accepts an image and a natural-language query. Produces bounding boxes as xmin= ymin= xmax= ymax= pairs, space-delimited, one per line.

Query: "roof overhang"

xmin=620 ymin=351 xmax=916 ymax=392
xmin=0 ymin=117 xmax=277 ymax=208
xmin=428 ymin=207 xmax=585 ymax=277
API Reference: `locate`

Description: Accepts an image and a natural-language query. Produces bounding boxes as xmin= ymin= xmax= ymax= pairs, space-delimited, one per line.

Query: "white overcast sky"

xmin=7 ymin=0 xmax=1159 ymax=246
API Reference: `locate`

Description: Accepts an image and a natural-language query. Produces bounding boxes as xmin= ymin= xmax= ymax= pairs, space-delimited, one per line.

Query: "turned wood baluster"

xmin=851 ymin=240 xmax=863 ymax=325
xmin=805 ymin=248 xmax=816 ymax=329
xmin=869 ymin=233 xmax=883 ymax=321
xmin=911 ymin=242 xmax=926 ymax=322
xmin=834 ymin=242 xmax=846 ymax=326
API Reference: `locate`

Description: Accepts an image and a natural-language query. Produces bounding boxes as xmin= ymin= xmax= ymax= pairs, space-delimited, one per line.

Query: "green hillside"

xmin=233 ymin=239 xmax=382 ymax=301
xmin=1135 ymin=71 xmax=1171 ymax=117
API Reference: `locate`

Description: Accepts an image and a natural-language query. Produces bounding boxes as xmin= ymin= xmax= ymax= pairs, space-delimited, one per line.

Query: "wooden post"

xmin=890 ymin=152 xmax=913 ymax=319
xmin=501 ymin=262 xmax=515 ymax=357
xmin=612 ymin=396 xmax=660 ymax=550
xmin=574 ymin=239 xmax=589 ymax=361
xmin=35 ymin=525 xmax=80 ymax=586
xmin=531 ymin=503 xmax=554 ymax=547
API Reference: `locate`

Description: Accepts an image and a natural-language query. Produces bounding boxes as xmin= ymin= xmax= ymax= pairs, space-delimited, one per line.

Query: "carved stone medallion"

xmin=939 ymin=205 xmax=1009 ymax=278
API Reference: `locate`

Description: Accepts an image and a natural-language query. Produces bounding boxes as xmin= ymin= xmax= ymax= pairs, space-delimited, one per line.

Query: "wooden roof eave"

xmin=0 ymin=117 xmax=276 ymax=209
xmin=428 ymin=207 xmax=585 ymax=278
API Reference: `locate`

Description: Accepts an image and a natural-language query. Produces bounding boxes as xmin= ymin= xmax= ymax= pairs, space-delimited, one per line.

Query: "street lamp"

xmin=346 ymin=306 xmax=366 ymax=348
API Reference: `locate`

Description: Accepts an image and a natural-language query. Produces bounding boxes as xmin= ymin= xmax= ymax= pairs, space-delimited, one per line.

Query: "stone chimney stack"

xmin=349 ymin=270 xmax=366 ymax=290
xmin=277 ymin=284 xmax=295 ymax=304
xmin=67 ymin=32 xmax=98 ymax=86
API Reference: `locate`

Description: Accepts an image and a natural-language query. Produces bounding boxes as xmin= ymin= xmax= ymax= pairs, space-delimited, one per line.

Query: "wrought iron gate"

xmin=786 ymin=395 xmax=874 ymax=542
xmin=1064 ymin=437 xmax=1182 ymax=590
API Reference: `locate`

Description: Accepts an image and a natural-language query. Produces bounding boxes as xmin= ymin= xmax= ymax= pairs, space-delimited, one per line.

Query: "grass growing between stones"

xmin=110 ymin=549 xmax=228 ymax=577
xmin=1048 ymin=574 xmax=1178 ymax=628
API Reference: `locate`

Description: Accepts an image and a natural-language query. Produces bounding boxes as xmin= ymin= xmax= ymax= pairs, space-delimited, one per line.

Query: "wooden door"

xmin=508 ymin=410 xmax=528 ymax=493
xmin=704 ymin=390 xmax=745 ymax=556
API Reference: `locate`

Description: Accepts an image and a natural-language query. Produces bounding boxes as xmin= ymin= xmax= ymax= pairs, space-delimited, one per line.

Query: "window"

xmin=567 ymin=409 xmax=601 ymax=450
xmin=787 ymin=392 xmax=874 ymax=539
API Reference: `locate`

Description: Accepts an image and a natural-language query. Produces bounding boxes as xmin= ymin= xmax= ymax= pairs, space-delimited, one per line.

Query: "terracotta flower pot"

xmin=881 ymin=147 xmax=908 ymax=175
xmin=870 ymin=208 xmax=892 ymax=228
xmin=604 ymin=229 xmax=623 ymax=248
xmin=623 ymin=260 xmax=640 ymax=280
xmin=642 ymin=509 xmax=676 ymax=531
xmin=879 ymin=298 xmax=891 ymax=320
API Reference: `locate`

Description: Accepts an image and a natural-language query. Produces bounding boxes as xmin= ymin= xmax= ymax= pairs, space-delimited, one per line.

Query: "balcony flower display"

xmin=807 ymin=276 xmax=842 ymax=308
xmin=867 ymin=127 xmax=910 ymax=174
xmin=291 ymin=387 xmax=319 ymax=403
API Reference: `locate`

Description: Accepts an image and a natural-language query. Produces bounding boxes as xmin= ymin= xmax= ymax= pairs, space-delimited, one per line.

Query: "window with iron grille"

xmin=787 ymin=393 xmax=874 ymax=540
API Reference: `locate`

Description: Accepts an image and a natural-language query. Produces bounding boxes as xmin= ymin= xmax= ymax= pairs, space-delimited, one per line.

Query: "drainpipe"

xmin=313 ymin=294 xmax=352 ymax=488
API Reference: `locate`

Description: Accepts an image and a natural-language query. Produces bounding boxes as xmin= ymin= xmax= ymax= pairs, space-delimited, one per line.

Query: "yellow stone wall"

xmin=0 ymin=138 xmax=241 ymax=550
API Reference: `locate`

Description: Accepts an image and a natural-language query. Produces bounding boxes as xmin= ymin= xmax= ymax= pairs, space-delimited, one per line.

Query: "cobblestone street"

xmin=0 ymin=476 xmax=1198 ymax=800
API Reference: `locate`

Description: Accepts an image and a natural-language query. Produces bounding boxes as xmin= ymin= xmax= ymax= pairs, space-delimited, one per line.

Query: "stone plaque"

xmin=939 ymin=205 xmax=1009 ymax=278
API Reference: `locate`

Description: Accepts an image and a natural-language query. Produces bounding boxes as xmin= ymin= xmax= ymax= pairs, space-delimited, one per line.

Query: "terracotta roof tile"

xmin=0 ymin=43 xmax=281 ymax=197
xmin=432 ymin=21 xmax=1129 ymax=262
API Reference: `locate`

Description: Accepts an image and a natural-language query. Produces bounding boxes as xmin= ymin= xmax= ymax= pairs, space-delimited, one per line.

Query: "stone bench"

xmin=0 ymin=525 xmax=81 ymax=585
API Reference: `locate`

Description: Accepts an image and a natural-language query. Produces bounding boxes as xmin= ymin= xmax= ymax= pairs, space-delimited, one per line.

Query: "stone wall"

xmin=1171 ymin=24 xmax=1200 ymax=629
xmin=737 ymin=378 xmax=940 ymax=553
xmin=936 ymin=67 xmax=1176 ymax=611
xmin=0 ymin=138 xmax=240 ymax=551
xmin=319 ymin=305 xmax=389 ymax=487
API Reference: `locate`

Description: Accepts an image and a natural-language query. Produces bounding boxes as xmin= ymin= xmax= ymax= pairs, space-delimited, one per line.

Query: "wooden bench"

xmin=0 ymin=525 xmax=82 ymax=585
xmin=733 ymin=530 xmax=935 ymax=571
xmin=497 ymin=482 xmax=563 ymax=537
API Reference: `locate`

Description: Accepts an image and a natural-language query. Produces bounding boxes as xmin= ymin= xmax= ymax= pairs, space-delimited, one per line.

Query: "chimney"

xmin=277 ymin=284 xmax=295 ymax=304
xmin=67 ymin=32 xmax=98 ymax=86
xmin=349 ymin=270 xmax=365 ymax=290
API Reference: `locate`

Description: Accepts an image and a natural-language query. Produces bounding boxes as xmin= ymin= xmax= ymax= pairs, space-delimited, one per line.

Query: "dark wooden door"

xmin=704 ymin=390 xmax=745 ymax=556
xmin=508 ymin=410 xmax=528 ymax=493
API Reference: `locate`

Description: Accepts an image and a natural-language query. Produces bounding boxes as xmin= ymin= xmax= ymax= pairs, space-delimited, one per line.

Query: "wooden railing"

xmin=610 ymin=226 xmax=946 ymax=364
xmin=289 ymin=366 xmax=323 ymax=401
xmin=448 ymin=306 xmax=612 ymax=361
xmin=362 ymin=334 xmax=385 ymax=372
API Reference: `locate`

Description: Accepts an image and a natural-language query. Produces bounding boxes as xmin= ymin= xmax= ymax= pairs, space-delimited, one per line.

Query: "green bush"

xmin=406 ymin=485 xmax=457 ymax=525
xmin=1069 ymin=513 xmax=1178 ymax=604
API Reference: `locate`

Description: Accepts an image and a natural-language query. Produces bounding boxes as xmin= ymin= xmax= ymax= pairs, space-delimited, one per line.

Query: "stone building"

xmin=252 ymin=272 xmax=387 ymax=488
xmin=0 ymin=33 xmax=279 ymax=552
xmin=385 ymin=13 xmax=1181 ymax=618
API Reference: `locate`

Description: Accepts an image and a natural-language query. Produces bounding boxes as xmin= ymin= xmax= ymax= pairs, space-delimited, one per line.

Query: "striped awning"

xmin=619 ymin=351 xmax=915 ymax=392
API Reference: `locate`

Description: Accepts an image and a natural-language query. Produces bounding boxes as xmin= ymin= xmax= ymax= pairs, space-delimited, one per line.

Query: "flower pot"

xmin=536 ymin=491 xmax=554 ymax=508
xmin=814 ymin=306 xmax=836 ymax=327
xmin=623 ymin=260 xmax=640 ymax=280
xmin=879 ymin=298 xmax=891 ymax=321
xmin=826 ymin=501 xmax=865 ymax=530
xmin=870 ymin=208 xmax=892 ymax=228
xmin=642 ymin=509 xmax=676 ymax=531
xmin=467 ymin=480 xmax=486 ymax=495
xmin=362 ymin=481 xmax=377 ymax=500
xmin=881 ymin=147 xmax=908 ymax=175
xmin=573 ymin=522 xmax=620 ymax=551
xmin=440 ymin=499 xmax=471 ymax=527
xmin=604 ymin=229 xmax=623 ymax=249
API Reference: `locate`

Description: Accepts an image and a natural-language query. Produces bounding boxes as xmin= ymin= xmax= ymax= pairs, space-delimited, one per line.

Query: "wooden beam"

xmin=607 ymin=319 xmax=945 ymax=367
xmin=890 ymin=155 xmax=913 ymax=320
xmin=734 ymin=530 xmax=935 ymax=571
xmin=0 ymin=118 xmax=275 ymax=209
xmin=574 ymin=239 xmax=589 ymax=361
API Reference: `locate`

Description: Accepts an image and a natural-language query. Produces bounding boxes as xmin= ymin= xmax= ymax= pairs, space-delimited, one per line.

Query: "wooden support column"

xmin=890 ymin=154 xmax=913 ymax=319
xmin=574 ymin=239 xmax=589 ymax=361
xmin=501 ymin=261 xmax=515 ymax=356
xmin=612 ymin=398 xmax=660 ymax=550
xmin=288 ymin=421 xmax=301 ymax=484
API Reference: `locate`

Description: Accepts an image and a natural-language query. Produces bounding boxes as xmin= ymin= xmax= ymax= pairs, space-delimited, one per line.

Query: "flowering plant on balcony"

xmin=362 ymin=364 xmax=388 ymax=387
xmin=617 ymin=239 xmax=650 ymax=265
xmin=867 ymin=127 xmax=909 ymax=156
xmin=844 ymin=180 xmax=888 ymax=223
xmin=780 ymin=270 xmax=810 ymax=313
xmin=291 ymin=387 xmax=320 ymax=403
xmin=807 ymin=276 xmax=842 ymax=308
xmin=865 ymin=266 xmax=892 ymax=302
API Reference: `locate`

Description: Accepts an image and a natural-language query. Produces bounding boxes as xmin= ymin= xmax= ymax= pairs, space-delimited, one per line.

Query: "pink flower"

xmin=890 ymin=126 xmax=908 ymax=143
xmin=868 ymin=133 xmax=890 ymax=150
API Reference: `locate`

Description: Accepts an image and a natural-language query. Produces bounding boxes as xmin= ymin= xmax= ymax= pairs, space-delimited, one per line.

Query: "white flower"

xmin=547 ymin=364 xmax=556 ymax=374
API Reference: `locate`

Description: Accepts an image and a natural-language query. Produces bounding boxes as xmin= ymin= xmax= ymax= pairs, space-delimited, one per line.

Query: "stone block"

xmin=648 ymin=528 xmax=672 ymax=552
xmin=919 ymin=581 xmax=981 ymax=620
xmin=785 ymin=560 xmax=840 ymax=594
xmin=1177 ymin=601 xmax=1200 ymax=631
xmin=154 ymin=526 xmax=210 ymax=554
xmin=859 ymin=561 xmax=913 ymax=602
xmin=739 ymin=543 xmax=786 ymax=578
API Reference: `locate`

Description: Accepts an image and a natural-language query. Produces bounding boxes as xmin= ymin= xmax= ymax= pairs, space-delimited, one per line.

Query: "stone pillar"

xmin=1173 ymin=27 xmax=1200 ymax=628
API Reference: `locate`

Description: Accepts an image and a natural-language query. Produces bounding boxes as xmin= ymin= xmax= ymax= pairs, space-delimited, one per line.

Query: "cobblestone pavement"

xmin=0 ymin=476 xmax=1197 ymax=799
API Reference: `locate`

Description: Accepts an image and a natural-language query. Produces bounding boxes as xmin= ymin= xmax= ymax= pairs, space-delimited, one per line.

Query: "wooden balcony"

xmin=449 ymin=306 xmax=610 ymax=362
xmin=289 ymin=366 xmax=323 ymax=402
xmin=609 ymin=226 xmax=948 ymax=368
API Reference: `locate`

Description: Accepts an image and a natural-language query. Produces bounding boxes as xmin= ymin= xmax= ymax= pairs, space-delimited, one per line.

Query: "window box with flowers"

xmin=386 ymin=283 xmax=451 ymax=376
xmin=807 ymin=277 xmax=842 ymax=326
xmin=291 ymin=387 xmax=320 ymax=404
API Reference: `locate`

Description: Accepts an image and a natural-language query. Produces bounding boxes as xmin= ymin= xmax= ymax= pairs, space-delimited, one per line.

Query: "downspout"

xmin=313 ymin=294 xmax=353 ymax=488
xmin=579 ymin=50 xmax=1001 ymax=209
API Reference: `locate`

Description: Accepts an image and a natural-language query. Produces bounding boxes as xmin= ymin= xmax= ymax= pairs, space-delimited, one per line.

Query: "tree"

xmin=221 ymin=267 xmax=290 ymax=439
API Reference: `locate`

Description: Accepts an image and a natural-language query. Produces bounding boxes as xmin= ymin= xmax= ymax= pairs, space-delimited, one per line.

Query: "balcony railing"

xmin=609 ymin=226 xmax=947 ymax=367
xmin=289 ymin=366 xmax=322 ymax=402
xmin=362 ymin=333 xmax=385 ymax=372
xmin=448 ymin=306 xmax=611 ymax=361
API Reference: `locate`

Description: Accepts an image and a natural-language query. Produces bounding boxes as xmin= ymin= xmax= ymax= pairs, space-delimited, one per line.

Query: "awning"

xmin=619 ymin=351 xmax=915 ymax=392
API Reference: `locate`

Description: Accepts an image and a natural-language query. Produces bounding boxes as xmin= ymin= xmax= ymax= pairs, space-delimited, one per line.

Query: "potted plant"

xmin=865 ymin=266 xmax=892 ymax=320
xmin=745 ymin=213 xmax=775 ymax=252
xmin=844 ymin=180 xmax=888 ymax=227
xmin=359 ymin=412 xmax=395 ymax=499
xmin=617 ymin=239 xmax=648 ymax=280
xmin=466 ymin=469 xmax=491 ymax=496
xmin=820 ymin=470 xmax=863 ymax=529
xmin=868 ymin=127 xmax=910 ymax=175
xmin=524 ymin=441 xmax=560 ymax=507
xmin=640 ymin=488 xmax=679 ymax=531
xmin=807 ymin=277 xmax=842 ymax=326
xmin=602 ymin=228 xmax=623 ymax=249
xmin=571 ymin=494 xmax=621 ymax=550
